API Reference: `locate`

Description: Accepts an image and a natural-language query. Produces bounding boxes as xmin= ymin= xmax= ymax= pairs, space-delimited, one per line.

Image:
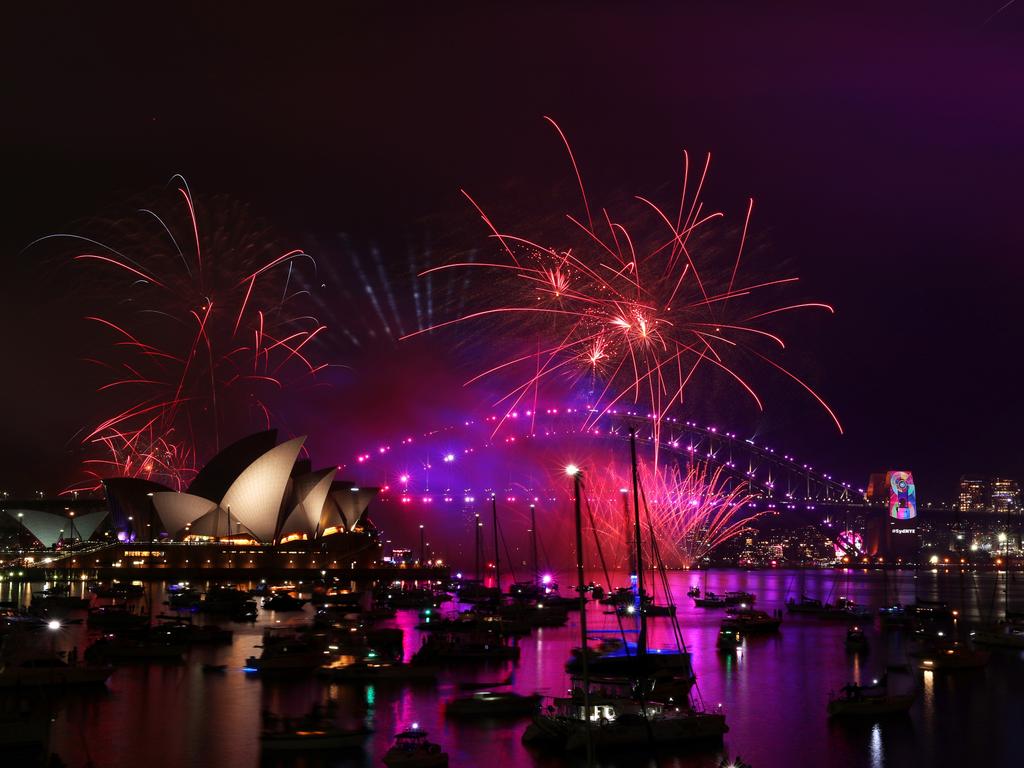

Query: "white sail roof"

xmin=7 ymin=510 xmax=70 ymax=547
xmin=70 ymin=510 xmax=108 ymax=540
xmin=290 ymin=468 xmax=337 ymax=535
xmin=330 ymin=486 xmax=378 ymax=531
xmin=152 ymin=492 xmax=218 ymax=538
xmin=220 ymin=436 xmax=306 ymax=542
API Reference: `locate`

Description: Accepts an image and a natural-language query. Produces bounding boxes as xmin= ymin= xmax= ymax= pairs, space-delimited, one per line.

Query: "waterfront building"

xmin=991 ymin=477 xmax=1019 ymax=517
xmin=958 ymin=475 xmax=988 ymax=513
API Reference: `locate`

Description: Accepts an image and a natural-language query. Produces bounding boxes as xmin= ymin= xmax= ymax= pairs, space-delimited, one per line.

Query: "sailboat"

xmin=523 ymin=431 xmax=727 ymax=754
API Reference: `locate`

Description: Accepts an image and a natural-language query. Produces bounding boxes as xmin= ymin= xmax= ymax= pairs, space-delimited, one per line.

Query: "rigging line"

xmin=583 ymin=492 xmax=633 ymax=655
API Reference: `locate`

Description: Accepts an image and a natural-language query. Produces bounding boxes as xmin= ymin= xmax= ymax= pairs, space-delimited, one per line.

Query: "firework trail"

xmin=581 ymin=459 xmax=761 ymax=570
xmin=36 ymin=177 xmax=329 ymax=492
xmin=404 ymin=118 xmax=842 ymax=456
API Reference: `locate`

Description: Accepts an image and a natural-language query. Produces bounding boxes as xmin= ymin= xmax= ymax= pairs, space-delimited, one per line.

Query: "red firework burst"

xmin=405 ymin=118 xmax=842 ymax=453
xmin=47 ymin=177 xmax=328 ymax=492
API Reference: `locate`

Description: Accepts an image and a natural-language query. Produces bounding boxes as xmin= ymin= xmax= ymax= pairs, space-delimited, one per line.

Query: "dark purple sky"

xmin=3 ymin=1 xmax=1024 ymax=501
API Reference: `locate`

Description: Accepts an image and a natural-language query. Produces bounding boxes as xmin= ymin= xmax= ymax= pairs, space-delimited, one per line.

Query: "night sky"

xmin=3 ymin=1 xmax=1024 ymax=502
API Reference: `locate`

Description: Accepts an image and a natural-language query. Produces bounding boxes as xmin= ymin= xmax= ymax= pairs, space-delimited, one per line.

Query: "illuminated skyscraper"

xmin=958 ymin=475 xmax=988 ymax=514
xmin=991 ymin=478 xmax=1019 ymax=517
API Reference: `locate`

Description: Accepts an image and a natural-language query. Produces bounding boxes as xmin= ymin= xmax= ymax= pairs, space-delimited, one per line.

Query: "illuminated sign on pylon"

xmin=887 ymin=471 xmax=916 ymax=520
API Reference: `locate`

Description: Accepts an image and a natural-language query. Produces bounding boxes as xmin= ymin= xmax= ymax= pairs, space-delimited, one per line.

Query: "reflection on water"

xmin=2 ymin=569 xmax=1022 ymax=767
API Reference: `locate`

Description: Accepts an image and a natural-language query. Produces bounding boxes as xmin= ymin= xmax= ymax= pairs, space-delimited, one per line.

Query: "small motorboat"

xmin=786 ymin=595 xmax=824 ymax=614
xmin=827 ymin=680 xmax=915 ymax=717
xmin=382 ymin=727 xmax=448 ymax=767
xmin=445 ymin=691 xmax=541 ymax=717
xmin=693 ymin=592 xmax=727 ymax=608
xmin=723 ymin=591 xmax=755 ymax=606
xmin=845 ymin=626 xmax=869 ymax=653
xmin=716 ymin=627 xmax=742 ymax=651
xmin=721 ymin=609 xmax=781 ymax=634
xmin=260 ymin=710 xmax=371 ymax=752
xmin=457 ymin=672 xmax=513 ymax=691
xmin=917 ymin=644 xmax=990 ymax=670
xmin=317 ymin=659 xmax=438 ymax=683
xmin=263 ymin=593 xmax=307 ymax=612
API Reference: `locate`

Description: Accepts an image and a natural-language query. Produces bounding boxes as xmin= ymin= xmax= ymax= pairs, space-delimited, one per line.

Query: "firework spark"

xmin=41 ymin=177 xmax=328 ymax=492
xmin=404 ymin=118 xmax=842 ymax=454
xmin=584 ymin=459 xmax=762 ymax=570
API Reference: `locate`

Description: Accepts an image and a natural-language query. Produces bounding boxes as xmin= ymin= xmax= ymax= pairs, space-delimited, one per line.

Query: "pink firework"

xmin=406 ymin=118 xmax=842 ymax=455
xmin=584 ymin=460 xmax=762 ymax=570
xmin=48 ymin=177 xmax=328 ymax=492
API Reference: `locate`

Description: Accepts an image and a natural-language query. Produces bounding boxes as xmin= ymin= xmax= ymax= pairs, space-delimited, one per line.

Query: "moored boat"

xmin=523 ymin=691 xmax=727 ymax=751
xmin=263 ymin=593 xmax=307 ymax=611
xmin=917 ymin=644 xmax=990 ymax=670
xmin=827 ymin=690 xmax=915 ymax=717
xmin=723 ymin=591 xmax=755 ymax=606
xmin=0 ymin=654 xmax=112 ymax=687
xmin=716 ymin=627 xmax=742 ymax=651
xmin=382 ymin=728 xmax=448 ymax=767
xmin=971 ymin=624 xmax=1024 ymax=649
xmin=721 ymin=608 xmax=781 ymax=634
xmin=786 ymin=595 xmax=824 ymax=614
xmin=693 ymin=592 xmax=726 ymax=608
xmin=260 ymin=709 xmax=371 ymax=752
xmin=446 ymin=691 xmax=541 ymax=717
xmin=318 ymin=659 xmax=438 ymax=683
xmin=845 ymin=626 xmax=869 ymax=652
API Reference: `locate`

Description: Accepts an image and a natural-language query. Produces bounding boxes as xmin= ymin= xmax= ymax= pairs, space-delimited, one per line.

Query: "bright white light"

xmin=541 ymin=574 xmax=552 ymax=585
xmin=47 ymin=620 xmax=61 ymax=631
xmin=411 ymin=722 xmax=419 ymax=730
xmin=565 ymin=464 xmax=580 ymax=477
xmin=443 ymin=453 xmax=455 ymax=463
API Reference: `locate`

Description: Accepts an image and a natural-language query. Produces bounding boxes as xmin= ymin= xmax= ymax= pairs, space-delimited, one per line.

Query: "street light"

xmin=419 ymin=524 xmax=425 ymax=564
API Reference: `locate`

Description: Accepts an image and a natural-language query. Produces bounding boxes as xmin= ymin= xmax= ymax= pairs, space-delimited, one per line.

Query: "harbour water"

xmin=4 ymin=568 xmax=1021 ymax=767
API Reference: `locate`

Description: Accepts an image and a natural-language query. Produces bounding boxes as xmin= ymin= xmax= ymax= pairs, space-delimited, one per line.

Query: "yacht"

xmin=523 ymin=690 xmax=727 ymax=751
xmin=971 ymin=624 xmax=1024 ymax=649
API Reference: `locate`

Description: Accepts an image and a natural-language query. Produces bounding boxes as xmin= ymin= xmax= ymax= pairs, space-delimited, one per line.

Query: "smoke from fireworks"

xmin=405 ymin=118 xmax=842 ymax=457
xmin=41 ymin=177 xmax=329 ymax=492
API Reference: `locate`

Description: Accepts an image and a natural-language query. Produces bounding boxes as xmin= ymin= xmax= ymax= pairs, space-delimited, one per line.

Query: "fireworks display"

xmin=584 ymin=460 xmax=762 ymax=571
xmin=43 ymin=177 xmax=329 ymax=492
xmin=342 ymin=403 xmax=843 ymax=568
xmin=406 ymin=117 xmax=843 ymax=457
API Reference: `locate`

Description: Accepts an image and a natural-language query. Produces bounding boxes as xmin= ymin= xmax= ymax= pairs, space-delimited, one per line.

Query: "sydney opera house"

xmin=6 ymin=430 xmax=389 ymax=577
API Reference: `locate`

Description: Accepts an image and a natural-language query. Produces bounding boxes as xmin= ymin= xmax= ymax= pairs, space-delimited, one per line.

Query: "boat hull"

xmin=260 ymin=729 xmax=371 ymax=751
xmin=0 ymin=666 xmax=113 ymax=687
xmin=827 ymin=695 xmax=915 ymax=717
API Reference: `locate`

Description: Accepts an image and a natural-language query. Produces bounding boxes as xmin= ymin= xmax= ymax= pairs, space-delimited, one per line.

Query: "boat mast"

xmin=569 ymin=466 xmax=594 ymax=766
xmin=622 ymin=489 xmax=635 ymax=579
xmin=629 ymin=428 xmax=648 ymax=656
xmin=491 ymin=496 xmax=501 ymax=595
xmin=474 ymin=513 xmax=482 ymax=582
xmin=530 ymin=504 xmax=539 ymax=586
